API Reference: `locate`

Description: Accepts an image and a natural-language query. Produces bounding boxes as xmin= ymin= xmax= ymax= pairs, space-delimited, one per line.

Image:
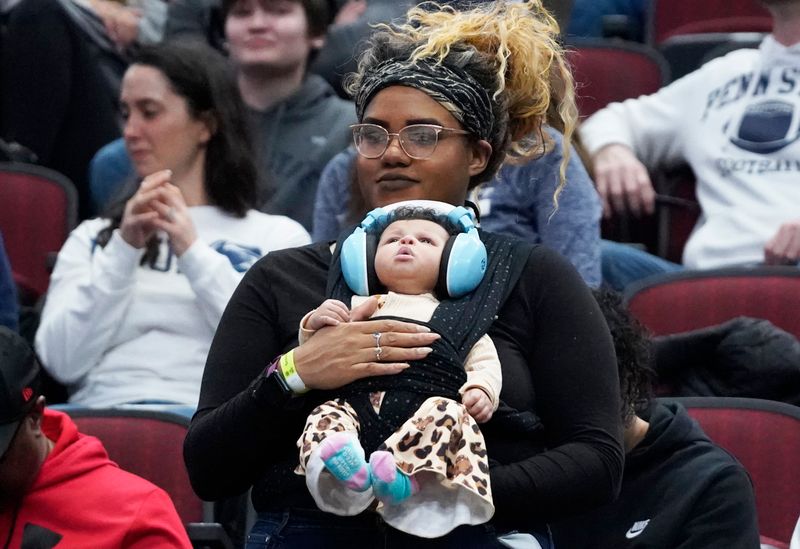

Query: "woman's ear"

xmin=198 ymin=111 xmax=218 ymax=144
xmin=467 ymin=139 xmax=493 ymax=177
xmin=28 ymin=396 xmax=46 ymax=435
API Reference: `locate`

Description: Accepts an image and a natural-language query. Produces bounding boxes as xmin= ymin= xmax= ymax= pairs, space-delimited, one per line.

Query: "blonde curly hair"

xmin=346 ymin=0 xmax=578 ymax=205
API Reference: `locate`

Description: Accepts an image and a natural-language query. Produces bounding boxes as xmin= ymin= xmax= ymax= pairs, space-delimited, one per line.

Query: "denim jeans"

xmin=245 ymin=509 xmax=513 ymax=549
xmin=601 ymin=239 xmax=683 ymax=291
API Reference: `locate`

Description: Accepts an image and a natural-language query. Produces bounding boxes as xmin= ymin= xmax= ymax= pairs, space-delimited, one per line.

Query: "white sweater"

xmin=581 ymin=36 xmax=800 ymax=269
xmin=36 ymin=206 xmax=310 ymax=407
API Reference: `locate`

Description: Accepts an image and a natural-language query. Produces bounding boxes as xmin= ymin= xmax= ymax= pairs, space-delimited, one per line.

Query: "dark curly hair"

xmin=383 ymin=206 xmax=461 ymax=237
xmin=593 ymin=288 xmax=655 ymax=427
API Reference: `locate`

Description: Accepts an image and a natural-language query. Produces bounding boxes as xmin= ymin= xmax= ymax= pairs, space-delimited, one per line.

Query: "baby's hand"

xmin=462 ymin=388 xmax=493 ymax=424
xmin=307 ymin=299 xmax=351 ymax=330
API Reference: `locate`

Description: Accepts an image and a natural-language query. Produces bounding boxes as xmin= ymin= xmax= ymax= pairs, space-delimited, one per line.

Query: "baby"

xmin=295 ymin=206 xmax=500 ymax=537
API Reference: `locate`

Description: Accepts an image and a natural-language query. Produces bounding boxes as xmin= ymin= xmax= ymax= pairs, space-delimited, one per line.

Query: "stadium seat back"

xmin=663 ymin=397 xmax=800 ymax=544
xmin=649 ymin=0 xmax=771 ymax=44
xmin=624 ymin=267 xmax=800 ymax=339
xmin=0 ymin=162 xmax=77 ymax=302
xmin=566 ymin=39 xmax=669 ymax=119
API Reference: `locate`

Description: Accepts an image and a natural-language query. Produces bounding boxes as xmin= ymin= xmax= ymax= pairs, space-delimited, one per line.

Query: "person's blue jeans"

xmin=245 ymin=509 xmax=549 ymax=549
xmin=601 ymin=239 xmax=683 ymax=291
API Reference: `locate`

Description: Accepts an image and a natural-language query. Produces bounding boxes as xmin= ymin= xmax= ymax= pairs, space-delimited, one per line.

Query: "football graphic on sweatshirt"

xmin=729 ymin=99 xmax=800 ymax=153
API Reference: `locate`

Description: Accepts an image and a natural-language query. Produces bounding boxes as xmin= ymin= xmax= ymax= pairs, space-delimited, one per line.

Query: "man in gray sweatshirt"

xmin=90 ymin=0 xmax=355 ymax=232
xmin=223 ymin=0 xmax=355 ymax=231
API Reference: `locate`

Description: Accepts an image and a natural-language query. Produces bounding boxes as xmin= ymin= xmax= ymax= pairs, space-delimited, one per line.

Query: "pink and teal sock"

xmin=318 ymin=432 xmax=371 ymax=492
xmin=369 ymin=451 xmax=418 ymax=505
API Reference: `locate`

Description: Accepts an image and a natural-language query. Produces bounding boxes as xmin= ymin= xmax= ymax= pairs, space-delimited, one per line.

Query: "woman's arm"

xmin=147 ymin=186 xmax=310 ymax=332
xmin=533 ymin=130 xmax=602 ymax=288
xmin=35 ymin=223 xmax=140 ymax=383
xmin=488 ymin=246 xmax=624 ymax=521
xmin=177 ymin=223 xmax=310 ymax=331
xmin=184 ymin=247 xmax=323 ymax=499
xmin=178 ymin=241 xmax=251 ymax=330
xmin=184 ymin=245 xmax=439 ymax=500
xmin=478 ymin=129 xmax=602 ymax=287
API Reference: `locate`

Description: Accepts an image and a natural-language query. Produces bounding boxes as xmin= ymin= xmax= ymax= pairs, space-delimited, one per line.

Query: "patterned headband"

xmin=354 ymin=58 xmax=494 ymax=140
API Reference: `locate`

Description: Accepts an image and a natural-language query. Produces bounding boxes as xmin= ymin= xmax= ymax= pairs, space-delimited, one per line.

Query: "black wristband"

xmin=252 ymin=366 xmax=294 ymax=408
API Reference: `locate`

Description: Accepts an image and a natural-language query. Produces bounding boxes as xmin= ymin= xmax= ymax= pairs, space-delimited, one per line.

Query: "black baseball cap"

xmin=0 ymin=327 xmax=42 ymax=456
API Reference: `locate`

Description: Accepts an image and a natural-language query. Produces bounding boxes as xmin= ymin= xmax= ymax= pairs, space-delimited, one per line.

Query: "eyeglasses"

xmin=350 ymin=123 xmax=471 ymax=160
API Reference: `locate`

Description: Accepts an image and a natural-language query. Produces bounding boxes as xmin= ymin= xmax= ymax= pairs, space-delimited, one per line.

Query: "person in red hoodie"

xmin=0 ymin=327 xmax=191 ymax=548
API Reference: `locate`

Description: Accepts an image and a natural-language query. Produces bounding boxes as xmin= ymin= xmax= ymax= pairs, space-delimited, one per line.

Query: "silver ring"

xmin=373 ymin=331 xmax=382 ymax=347
xmin=375 ymin=346 xmax=382 ymax=361
xmin=166 ymin=207 xmax=176 ymax=222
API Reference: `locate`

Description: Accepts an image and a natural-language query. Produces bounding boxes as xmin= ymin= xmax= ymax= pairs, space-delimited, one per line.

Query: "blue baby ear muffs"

xmin=340 ymin=202 xmax=487 ymax=298
xmin=436 ymin=206 xmax=487 ymax=298
xmin=340 ymin=207 xmax=388 ymax=297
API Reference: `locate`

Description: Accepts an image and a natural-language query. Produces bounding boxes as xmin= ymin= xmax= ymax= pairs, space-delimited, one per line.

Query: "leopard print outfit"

xmin=297 ymin=392 xmax=492 ymax=510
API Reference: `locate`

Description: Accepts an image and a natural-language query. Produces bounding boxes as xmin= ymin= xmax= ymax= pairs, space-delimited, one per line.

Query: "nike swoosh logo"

xmin=625 ymin=520 xmax=650 ymax=539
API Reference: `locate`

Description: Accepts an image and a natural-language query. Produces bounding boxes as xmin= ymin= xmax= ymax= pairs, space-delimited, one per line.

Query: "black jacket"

xmin=653 ymin=317 xmax=800 ymax=406
xmin=551 ymin=401 xmax=760 ymax=549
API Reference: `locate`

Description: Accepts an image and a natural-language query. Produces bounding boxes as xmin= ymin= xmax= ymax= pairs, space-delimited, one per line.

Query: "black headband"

xmin=354 ymin=59 xmax=494 ymax=140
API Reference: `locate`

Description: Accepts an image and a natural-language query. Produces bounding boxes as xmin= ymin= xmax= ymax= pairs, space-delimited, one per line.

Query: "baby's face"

xmin=374 ymin=219 xmax=450 ymax=295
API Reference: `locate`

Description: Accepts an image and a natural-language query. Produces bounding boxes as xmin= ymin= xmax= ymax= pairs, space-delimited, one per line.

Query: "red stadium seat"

xmin=666 ymin=16 xmax=773 ymax=39
xmin=648 ymin=0 xmax=771 ymax=44
xmin=66 ymin=408 xmax=233 ymax=548
xmin=624 ymin=267 xmax=800 ymax=339
xmin=566 ymin=38 xmax=669 ymax=119
xmin=0 ymin=162 xmax=77 ymax=302
xmin=664 ymin=397 xmax=800 ymax=545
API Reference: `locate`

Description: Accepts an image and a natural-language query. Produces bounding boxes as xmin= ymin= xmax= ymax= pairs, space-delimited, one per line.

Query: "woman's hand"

xmin=148 ymin=178 xmax=198 ymax=256
xmin=292 ymin=297 xmax=440 ymax=390
xmin=119 ymin=170 xmax=172 ymax=248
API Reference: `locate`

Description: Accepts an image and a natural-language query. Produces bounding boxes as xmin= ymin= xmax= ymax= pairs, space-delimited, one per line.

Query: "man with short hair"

xmin=0 ymin=327 xmax=191 ymax=548
xmin=223 ymin=0 xmax=356 ymax=231
xmin=581 ymin=0 xmax=800 ymax=290
xmin=550 ymin=289 xmax=761 ymax=548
